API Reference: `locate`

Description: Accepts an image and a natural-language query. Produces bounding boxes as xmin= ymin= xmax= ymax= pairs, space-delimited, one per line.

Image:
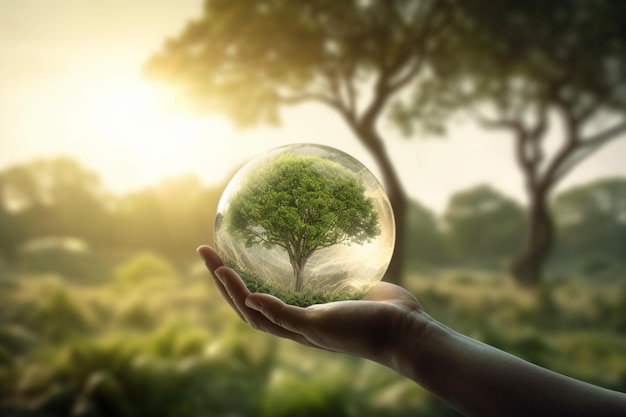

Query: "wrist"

xmin=388 ymin=309 xmax=440 ymax=381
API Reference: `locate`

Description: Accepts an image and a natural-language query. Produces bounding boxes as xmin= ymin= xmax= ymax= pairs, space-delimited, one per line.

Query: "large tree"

xmin=225 ymin=153 xmax=380 ymax=292
xmin=408 ymin=0 xmax=626 ymax=285
xmin=553 ymin=177 xmax=626 ymax=261
xmin=0 ymin=158 xmax=110 ymax=247
xmin=443 ymin=185 xmax=525 ymax=264
xmin=145 ymin=0 xmax=449 ymax=283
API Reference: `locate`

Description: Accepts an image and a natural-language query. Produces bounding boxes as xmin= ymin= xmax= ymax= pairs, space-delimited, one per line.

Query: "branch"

xmin=388 ymin=0 xmax=450 ymax=93
xmin=544 ymin=119 xmax=626 ymax=190
xmin=358 ymin=0 xmax=449 ymax=128
xmin=343 ymin=61 xmax=358 ymax=116
xmin=388 ymin=55 xmax=425 ymax=92
xmin=574 ymin=94 xmax=604 ymax=125
xmin=514 ymin=127 xmax=543 ymax=192
xmin=552 ymin=119 xmax=626 ymax=182
xmin=473 ymin=108 xmax=525 ymax=135
xmin=580 ymin=119 xmax=626 ymax=149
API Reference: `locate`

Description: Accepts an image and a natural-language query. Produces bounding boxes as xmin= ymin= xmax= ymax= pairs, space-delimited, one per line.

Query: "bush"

xmin=19 ymin=283 xmax=92 ymax=341
xmin=114 ymin=252 xmax=179 ymax=287
xmin=17 ymin=237 xmax=106 ymax=283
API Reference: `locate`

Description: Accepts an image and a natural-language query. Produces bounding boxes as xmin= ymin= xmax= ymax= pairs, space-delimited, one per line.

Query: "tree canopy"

xmin=147 ymin=0 xmax=626 ymax=285
xmin=553 ymin=178 xmax=626 ymax=262
xmin=225 ymin=153 xmax=380 ymax=291
xmin=443 ymin=185 xmax=525 ymax=264
xmin=146 ymin=0 xmax=449 ymax=283
xmin=416 ymin=0 xmax=626 ymax=284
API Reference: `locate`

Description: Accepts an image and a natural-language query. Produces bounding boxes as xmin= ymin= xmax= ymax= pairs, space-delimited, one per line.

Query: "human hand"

xmin=197 ymin=245 xmax=430 ymax=366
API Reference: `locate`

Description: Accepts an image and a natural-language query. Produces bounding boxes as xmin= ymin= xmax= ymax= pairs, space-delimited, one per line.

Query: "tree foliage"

xmin=0 ymin=158 xmax=110 ymax=252
xmin=414 ymin=0 xmax=626 ymax=284
xmin=146 ymin=0 xmax=451 ymax=283
xmin=146 ymin=0 xmax=626 ymax=285
xmin=404 ymin=199 xmax=449 ymax=266
xmin=0 ymin=158 xmax=223 ymax=262
xmin=553 ymin=178 xmax=626 ymax=261
xmin=443 ymin=185 xmax=525 ymax=263
xmin=225 ymin=153 xmax=380 ymax=291
xmin=145 ymin=0 xmax=447 ymax=129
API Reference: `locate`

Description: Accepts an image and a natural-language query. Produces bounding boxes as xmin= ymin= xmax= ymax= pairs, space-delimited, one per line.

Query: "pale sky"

xmin=2 ymin=0 xmax=626 ymax=213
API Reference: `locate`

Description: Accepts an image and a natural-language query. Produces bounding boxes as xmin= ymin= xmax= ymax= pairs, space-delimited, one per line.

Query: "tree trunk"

xmin=510 ymin=191 xmax=554 ymax=287
xmin=294 ymin=260 xmax=305 ymax=292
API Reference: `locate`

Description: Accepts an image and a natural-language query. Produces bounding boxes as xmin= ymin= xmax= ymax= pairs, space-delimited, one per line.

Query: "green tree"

xmin=0 ymin=158 xmax=111 ymax=247
xmin=225 ymin=153 xmax=380 ymax=291
xmin=145 ymin=0 xmax=450 ymax=283
xmin=553 ymin=177 xmax=626 ymax=261
xmin=443 ymin=185 xmax=525 ymax=264
xmin=114 ymin=174 xmax=223 ymax=259
xmin=414 ymin=1 xmax=626 ymax=285
xmin=404 ymin=199 xmax=449 ymax=266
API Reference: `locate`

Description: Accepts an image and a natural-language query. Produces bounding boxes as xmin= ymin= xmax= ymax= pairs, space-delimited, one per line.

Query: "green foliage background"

xmin=0 ymin=157 xmax=625 ymax=416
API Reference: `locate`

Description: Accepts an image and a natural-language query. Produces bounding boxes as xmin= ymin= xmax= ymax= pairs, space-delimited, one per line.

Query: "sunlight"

xmin=78 ymin=75 xmax=218 ymax=182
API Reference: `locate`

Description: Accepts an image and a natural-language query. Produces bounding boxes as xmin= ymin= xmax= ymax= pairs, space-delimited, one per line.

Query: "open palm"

xmin=197 ymin=245 xmax=425 ymax=364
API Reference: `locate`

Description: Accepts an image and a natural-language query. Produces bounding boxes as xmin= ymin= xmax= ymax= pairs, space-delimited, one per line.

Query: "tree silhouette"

xmin=224 ymin=153 xmax=380 ymax=292
xmin=415 ymin=1 xmax=626 ymax=285
xmin=145 ymin=0 xmax=449 ymax=284
xmin=553 ymin=178 xmax=626 ymax=262
xmin=443 ymin=185 xmax=525 ymax=264
xmin=0 ymin=158 xmax=110 ymax=248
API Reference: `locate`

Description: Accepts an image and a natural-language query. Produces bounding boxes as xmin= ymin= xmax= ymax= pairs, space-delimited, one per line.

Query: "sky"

xmin=2 ymin=0 xmax=626 ymax=213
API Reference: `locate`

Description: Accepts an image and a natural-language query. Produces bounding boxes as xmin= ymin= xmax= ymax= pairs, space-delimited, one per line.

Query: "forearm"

xmin=390 ymin=312 xmax=626 ymax=417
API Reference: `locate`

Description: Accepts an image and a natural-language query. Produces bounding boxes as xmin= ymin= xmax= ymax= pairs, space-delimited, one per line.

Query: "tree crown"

xmin=225 ymin=153 xmax=380 ymax=260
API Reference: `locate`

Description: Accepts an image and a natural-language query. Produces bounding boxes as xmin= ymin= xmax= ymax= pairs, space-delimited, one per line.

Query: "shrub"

xmin=17 ymin=237 xmax=105 ymax=283
xmin=114 ymin=252 xmax=179 ymax=287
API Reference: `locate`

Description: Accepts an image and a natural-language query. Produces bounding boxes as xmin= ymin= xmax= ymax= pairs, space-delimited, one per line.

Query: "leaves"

xmin=225 ymin=153 xmax=380 ymax=280
xmin=145 ymin=0 xmax=445 ymax=129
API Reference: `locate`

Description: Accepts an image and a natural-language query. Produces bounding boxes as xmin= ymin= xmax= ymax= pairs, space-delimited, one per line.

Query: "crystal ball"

xmin=214 ymin=144 xmax=395 ymax=307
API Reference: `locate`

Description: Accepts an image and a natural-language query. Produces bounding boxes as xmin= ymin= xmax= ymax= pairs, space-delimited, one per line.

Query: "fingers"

xmin=245 ymin=293 xmax=311 ymax=334
xmin=196 ymin=246 xmax=314 ymax=345
xmin=214 ymin=266 xmax=314 ymax=346
xmin=197 ymin=246 xmax=244 ymax=321
xmin=197 ymin=245 xmax=223 ymax=272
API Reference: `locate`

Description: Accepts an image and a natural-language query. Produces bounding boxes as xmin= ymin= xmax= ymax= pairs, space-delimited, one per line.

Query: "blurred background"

xmin=1 ymin=1 xmax=626 ymax=416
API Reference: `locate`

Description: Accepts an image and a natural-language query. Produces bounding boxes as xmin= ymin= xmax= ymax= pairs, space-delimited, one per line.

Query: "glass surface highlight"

xmin=214 ymin=144 xmax=395 ymax=306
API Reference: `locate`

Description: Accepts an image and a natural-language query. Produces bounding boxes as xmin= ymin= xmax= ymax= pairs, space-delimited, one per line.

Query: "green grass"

xmin=2 ymin=252 xmax=626 ymax=417
xmin=224 ymin=261 xmax=368 ymax=307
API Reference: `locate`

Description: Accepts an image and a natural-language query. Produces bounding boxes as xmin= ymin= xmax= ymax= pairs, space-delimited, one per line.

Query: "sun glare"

xmin=78 ymin=75 xmax=212 ymax=182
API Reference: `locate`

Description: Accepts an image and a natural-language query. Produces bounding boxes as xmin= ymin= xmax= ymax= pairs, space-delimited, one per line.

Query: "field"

xmin=1 ymin=249 xmax=625 ymax=417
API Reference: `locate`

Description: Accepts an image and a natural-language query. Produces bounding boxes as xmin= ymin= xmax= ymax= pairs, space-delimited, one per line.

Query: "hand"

xmin=197 ymin=245 xmax=429 ymax=365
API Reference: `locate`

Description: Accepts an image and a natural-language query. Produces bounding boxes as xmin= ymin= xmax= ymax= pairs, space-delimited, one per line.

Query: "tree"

xmin=115 ymin=175 xmax=223 ymax=258
xmin=145 ymin=0 xmax=450 ymax=284
xmin=413 ymin=1 xmax=626 ymax=285
xmin=404 ymin=199 xmax=449 ymax=266
xmin=224 ymin=153 xmax=380 ymax=292
xmin=0 ymin=158 xmax=111 ymax=247
xmin=553 ymin=177 xmax=626 ymax=261
xmin=443 ymin=185 xmax=525 ymax=264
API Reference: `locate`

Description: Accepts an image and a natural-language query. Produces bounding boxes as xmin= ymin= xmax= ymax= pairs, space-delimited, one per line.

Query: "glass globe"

xmin=214 ymin=144 xmax=395 ymax=307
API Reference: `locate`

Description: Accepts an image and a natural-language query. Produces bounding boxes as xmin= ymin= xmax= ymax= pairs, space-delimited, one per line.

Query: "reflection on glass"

xmin=215 ymin=144 xmax=395 ymax=306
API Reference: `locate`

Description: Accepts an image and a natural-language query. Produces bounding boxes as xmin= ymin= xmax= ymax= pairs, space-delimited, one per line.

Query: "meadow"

xmin=1 ymin=248 xmax=625 ymax=417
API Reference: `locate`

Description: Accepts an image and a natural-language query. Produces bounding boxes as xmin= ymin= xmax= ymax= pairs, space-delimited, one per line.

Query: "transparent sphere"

xmin=214 ymin=144 xmax=395 ymax=307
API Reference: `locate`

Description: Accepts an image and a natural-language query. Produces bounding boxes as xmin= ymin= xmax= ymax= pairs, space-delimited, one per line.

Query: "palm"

xmin=198 ymin=245 xmax=423 ymax=363
xmin=290 ymin=282 xmax=423 ymax=360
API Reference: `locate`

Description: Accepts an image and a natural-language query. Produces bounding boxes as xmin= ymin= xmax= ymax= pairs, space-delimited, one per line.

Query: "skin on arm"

xmin=197 ymin=245 xmax=626 ymax=417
